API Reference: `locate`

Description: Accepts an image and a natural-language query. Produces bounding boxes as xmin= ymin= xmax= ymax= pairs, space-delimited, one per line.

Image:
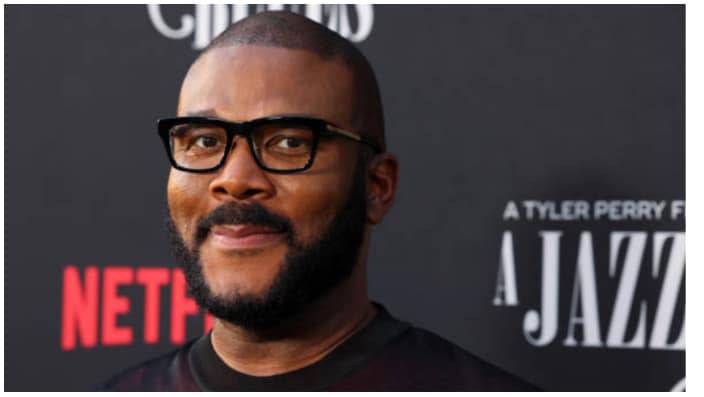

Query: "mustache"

xmin=194 ymin=202 xmax=294 ymax=247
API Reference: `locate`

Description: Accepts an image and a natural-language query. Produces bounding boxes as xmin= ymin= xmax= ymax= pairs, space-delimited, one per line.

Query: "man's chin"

xmin=201 ymin=273 xmax=278 ymax=303
xmin=185 ymin=273 xmax=286 ymax=329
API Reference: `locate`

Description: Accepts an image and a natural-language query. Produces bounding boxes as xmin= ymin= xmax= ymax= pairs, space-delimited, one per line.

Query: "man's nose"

xmin=208 ymin=136 xmax=275 ymax=201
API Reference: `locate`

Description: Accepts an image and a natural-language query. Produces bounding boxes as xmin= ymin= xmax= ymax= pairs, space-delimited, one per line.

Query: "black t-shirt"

xmin=97 ymin=304 xmax=538 ymax=391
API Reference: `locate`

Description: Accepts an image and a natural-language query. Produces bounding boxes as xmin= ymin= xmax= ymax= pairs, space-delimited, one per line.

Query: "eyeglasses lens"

xmin=250 ymin=122 xmax=315 ymax=171
xmin=169 ymin=123 xmax=228 ymax=170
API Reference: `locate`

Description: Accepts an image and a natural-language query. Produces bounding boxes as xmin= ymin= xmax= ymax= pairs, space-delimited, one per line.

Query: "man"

xmin=99 ymin=11 xmax=537 ymax=391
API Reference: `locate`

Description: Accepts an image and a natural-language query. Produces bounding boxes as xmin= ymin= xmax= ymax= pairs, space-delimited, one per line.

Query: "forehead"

xmin=178 ymin=45 xmax=356 ymax=126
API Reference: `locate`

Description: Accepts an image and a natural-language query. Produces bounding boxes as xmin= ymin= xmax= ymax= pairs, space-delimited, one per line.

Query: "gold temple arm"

xmin=326 ymin=124 xmax=381 ymax=152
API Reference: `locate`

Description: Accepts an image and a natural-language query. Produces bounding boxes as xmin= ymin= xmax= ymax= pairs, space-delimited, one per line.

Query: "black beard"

xmin=166 ymin=164 xmax=368 ymax=331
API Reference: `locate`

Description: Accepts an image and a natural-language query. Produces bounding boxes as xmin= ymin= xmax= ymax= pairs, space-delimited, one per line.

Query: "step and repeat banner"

xmin=5 ymin=5 xmax=684 ymax=391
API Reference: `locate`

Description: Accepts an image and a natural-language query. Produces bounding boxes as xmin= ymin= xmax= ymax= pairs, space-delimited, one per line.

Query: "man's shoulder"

xmin=95 ymin=339 xmax=201 ymax=392
xmin=338 ymin=323 xmax=540 ymax=391
xmin=397 ymin=326 xmax=539 ymax=390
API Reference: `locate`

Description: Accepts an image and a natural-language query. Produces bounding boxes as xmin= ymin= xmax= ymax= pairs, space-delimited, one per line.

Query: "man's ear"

xmin=365 ymin=152 xmax=399 ymax=225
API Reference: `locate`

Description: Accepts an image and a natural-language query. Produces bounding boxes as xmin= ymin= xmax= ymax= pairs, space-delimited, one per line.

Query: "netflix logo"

xmin=61 ymin=265 xmax=213 ymax=351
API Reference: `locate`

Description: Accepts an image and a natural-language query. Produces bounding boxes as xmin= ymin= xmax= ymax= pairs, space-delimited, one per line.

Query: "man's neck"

xmin=209 ymin=271 xmax=377 ymax=377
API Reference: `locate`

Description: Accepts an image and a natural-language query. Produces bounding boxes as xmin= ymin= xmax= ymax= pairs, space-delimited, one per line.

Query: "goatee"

xmin=166 ymin=164 xmax=368 ymax=331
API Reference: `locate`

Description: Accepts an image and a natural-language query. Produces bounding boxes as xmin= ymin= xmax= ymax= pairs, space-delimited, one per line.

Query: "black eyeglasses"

xmin=158 ymin=115 xmax=381 ymax=174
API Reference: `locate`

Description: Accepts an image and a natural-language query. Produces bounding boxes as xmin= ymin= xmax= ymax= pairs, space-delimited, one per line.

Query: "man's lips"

xmin=208 ymin=224 xmax=285 ymax=250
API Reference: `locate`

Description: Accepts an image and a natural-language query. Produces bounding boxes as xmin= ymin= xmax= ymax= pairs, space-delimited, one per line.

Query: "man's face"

xmin=167 ymin=45 xmax=367 ymax=327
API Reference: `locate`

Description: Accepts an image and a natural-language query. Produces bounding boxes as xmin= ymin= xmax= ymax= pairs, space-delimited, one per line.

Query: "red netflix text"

xmin=61 ymin=265 xmax=214 ymax=351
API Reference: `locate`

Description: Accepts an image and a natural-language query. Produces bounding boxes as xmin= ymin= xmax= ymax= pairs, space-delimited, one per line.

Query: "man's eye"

xmin=266 ymin=134 xmax=312 ymax=154
xmin=171 ymin=124 xmax=227 ymax=155
xmin=274 ymin=137 xmax=306 ymax=149
xmin=193 ymin=135 xmax=221 ymax=149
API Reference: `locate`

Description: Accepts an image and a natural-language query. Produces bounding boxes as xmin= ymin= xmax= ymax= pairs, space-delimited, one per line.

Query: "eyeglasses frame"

xmin=157 ymin=115 xmax=381 ymax=174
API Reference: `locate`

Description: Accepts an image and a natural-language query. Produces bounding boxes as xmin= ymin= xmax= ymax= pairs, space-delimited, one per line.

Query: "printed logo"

xmin=61 ymin=265 xmax=213 ymax=350
xmin=148 ymin=4 xmax=374 ymax=50
xmin=493 ymin=199 xmax=685 ymax=351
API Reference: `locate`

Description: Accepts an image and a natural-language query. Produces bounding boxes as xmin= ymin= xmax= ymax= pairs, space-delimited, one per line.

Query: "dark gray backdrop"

xmin=5 ymin=5 xmax=684 ymax=391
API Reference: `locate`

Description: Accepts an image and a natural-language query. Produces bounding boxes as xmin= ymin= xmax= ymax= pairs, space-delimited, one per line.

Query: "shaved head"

xmin=200 ymin=10 xmax=386 ymax=152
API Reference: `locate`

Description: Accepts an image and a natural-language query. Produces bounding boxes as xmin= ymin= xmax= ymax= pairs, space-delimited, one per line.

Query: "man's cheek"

xmin=167 ymin=176 xmax=207 ymax=245
xmin=289 ymin=198 xmax=344 ymax=245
